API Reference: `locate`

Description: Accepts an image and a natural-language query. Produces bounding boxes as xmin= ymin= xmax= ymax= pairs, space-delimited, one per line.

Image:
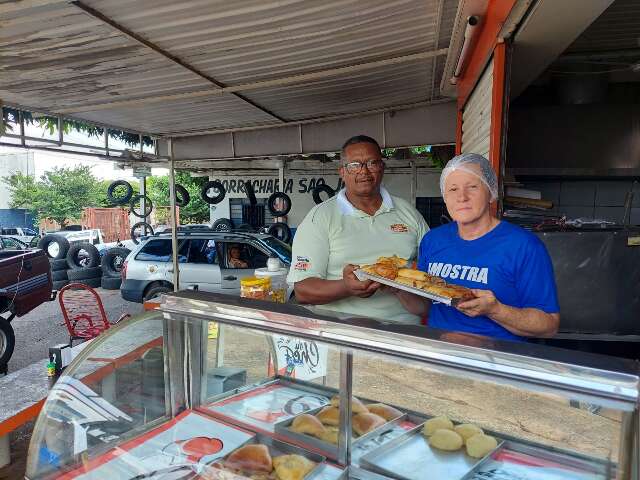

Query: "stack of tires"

xmin=39 ymin=234 xmax=102 ymax=289
xmin=100 ymin=247 xmax=130 ymax=290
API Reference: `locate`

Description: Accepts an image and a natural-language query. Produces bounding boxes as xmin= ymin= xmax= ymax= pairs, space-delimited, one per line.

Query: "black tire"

xmin=212 ymin=218 xmax=234 ymax=232
xmin=49 ymin=258 xmax=68 ymax=271
xmin=130 ymin=194 xmax=153 ymax=218
xmin=76 ymin=277 xmax=101 ymax=289
xmin=52 ymin=269 xmax=68 ymax=281
xmin=102 ymin=247 xmax=131 ymax=277
xmin=236 ymin=223 xmax=253 ymax=232
xmin=144 ymin=285 xmax=172 ymax=302
xmin=175 ymin=184 xmax=190 ymax=207
xmin=312 ymin=184 xmax=335 ymax=205
xmin=0 ymin=318 xmax=16 ymax=367
xmin=106 ymin=180 xmax=133 ymax=206
xmin=268 ymin=222 xmax=292 ymax=244
xmin=101 ymin=276 xmax=122 ymax=290
xmin=38 ymin=234 xmax=70 ymax=259
xmin=267 ymin=192 xmax=292 ymax=216
xmin=67 ymin=266 xmax=102 ymax=281
xmin=201 ymin=181 xmax=226 ymax=204
xmin=66 ymin=242 xmax=100 ymax=269
xmin=131 ymin=222 xmax=154 ymax=244
xmin=52 ymin=279 xmax=69 ymax=290
xmin=244 ymin=181 xmax=257 ymax=206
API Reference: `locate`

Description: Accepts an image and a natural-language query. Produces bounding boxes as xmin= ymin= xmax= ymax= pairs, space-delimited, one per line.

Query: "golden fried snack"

xmin=315 ymin=406 xmax=340 ymax=426
xmin=226 ymin=444 xmax=273 ymax=474
xmin=317 ymin=426 xmax=339 ymax=445
xmin=429 ymin=429 xmax=463 ymax=451
xmin=424 ymin=284 xmax=475 ymax=301
xmin=290 ymin=414 xmax=326 ymax=437
xmin=422 ymin=416 xmax=454 ymax=437
xmin=330 ymin=395 xmax=369 ymax=414
xmin=376 ymin=255 xmax=408 ymax=268
xmin=466 ymin=433 xmax=498 ymax=458
xmin=272 ymin=454 xmax=315 ymax=480
xmin=454 ymin=424 xmax=483 ymax=442
xmin=366 ymin=403 xmax=403 ymax=421
xmin=352 ymin=412 xmax=386 ymax=436
xmin=372 ymin=262 xmax=398 ymax=280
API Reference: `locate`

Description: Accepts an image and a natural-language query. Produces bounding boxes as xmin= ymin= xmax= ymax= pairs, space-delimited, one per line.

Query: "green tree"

xmin=147 ymin=171 xmax=209 ymax=224
xmin=3 ymin=166 xmax=101 ymax=226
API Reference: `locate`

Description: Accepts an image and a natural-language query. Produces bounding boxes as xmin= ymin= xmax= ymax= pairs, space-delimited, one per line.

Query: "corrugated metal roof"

xmin=1 ymin=0 xmax=458 ymax=136
xmin=566 ymin=0 xmax=640 ymax=53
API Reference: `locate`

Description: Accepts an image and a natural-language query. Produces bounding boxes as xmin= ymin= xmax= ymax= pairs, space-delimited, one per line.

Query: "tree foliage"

xmin=3 ymin=166 xmax=102 ymax=226
xmin=147 ymin=171 xmax=210 ymax=224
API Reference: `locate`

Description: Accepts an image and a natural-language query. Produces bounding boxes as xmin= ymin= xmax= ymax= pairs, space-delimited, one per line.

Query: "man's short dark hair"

xmin=341 ymin=135 xmax=381 ymax=156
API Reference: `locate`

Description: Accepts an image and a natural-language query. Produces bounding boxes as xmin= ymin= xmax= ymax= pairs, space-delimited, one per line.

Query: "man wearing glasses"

xmin=288 ymin=135 xmax=428 ymax=324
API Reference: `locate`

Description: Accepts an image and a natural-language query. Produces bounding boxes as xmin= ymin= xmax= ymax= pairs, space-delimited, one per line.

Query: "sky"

xmin=0 ymin=121 xmax=167 ymax=180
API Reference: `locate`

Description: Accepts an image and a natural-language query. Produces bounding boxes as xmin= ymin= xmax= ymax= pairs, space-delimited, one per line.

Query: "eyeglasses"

xmin=342 ymin=159 xmax=384 ymax=174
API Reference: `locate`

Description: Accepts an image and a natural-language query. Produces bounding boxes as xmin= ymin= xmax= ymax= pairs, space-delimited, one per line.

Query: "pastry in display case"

xmin=26 ymin=292 xmax=639 ymax=480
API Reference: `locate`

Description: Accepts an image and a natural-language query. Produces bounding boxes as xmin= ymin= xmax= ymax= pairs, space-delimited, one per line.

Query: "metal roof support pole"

xmin=168 ymin=138 xmax=180 ymax=292
xmin=410 ymin=160 xmax=417 ymax=206
xmin=104 ymin=128 xmax=109 ymax=157
xmin=18 ymin=110 xmax=25 ymax=146
xmin=0 ymin=100 xmax=4 ymax=137
xmin=57 ymin=115 xmax=63 ymax=146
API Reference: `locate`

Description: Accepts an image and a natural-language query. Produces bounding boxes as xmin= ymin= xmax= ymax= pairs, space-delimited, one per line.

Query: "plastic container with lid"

xmin=240 ymin=276 xmax=271 ymax=300
xmin=255 ymin=257 xmax=288 ymax=303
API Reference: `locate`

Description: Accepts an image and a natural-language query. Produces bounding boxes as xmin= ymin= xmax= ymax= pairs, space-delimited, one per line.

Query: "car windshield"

xmin=259 ymin=236 xmax=291 ymax=265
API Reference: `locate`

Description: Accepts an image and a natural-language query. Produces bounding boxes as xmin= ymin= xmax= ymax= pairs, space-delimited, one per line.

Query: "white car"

xmin=120 ymin=230 xmax=292 ymax=302
xmin=0 ymin=227 xmax=38 ymax=245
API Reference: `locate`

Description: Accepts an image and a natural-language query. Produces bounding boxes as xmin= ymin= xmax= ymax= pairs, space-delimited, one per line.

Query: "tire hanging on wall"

xmin=201 ymin=180 xmax=226 ymax=204
xmin=66 ymin=242 xmax=100 ymax=269
xmin=106 ymin=180 xmax=134 ymax=205
xmin=312 ymin=184 xmax=335 ymax=205
xmin=38 ymin=234 xmax=70 ymax=260
xmin=244 ymin=181 xmax=257 ymax=206
xmin=131 ymin=222 xmax=154 ymax=244
xmin=175 ymin=184 xmax=190 ymax=207
xmin=267 ymin=192 xmax=292 ymax=216
xmin=212 ymin=218 xmax=234 ymax=232
xmin=129 ymin=194 xmax=153 ymax=218
xmin=268 ymin=222 xmax=292 ymax=244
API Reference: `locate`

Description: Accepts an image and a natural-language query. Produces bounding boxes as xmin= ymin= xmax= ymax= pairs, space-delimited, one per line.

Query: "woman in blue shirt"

xmin=395 ymin=153 xmax=560 ymax=341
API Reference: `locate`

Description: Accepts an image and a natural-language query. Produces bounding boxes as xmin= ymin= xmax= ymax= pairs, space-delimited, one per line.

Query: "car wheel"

xmin=66 ymin=242 xmax=100 ymax=269
xmin=0 ymin=318 xmax=15 ymax=367
xmin=201 ymin=181 xmax=226 ymax=204
xmin=101 ymin=276 xmax=122 ymax=290
xmin=38 ymin=234 xmax=70 ymax=259
xmin=102 ymin=247 xmax=131 ymax=277
xmin=143 ymin=285 xmax=172 ymax=302
xmin=107 ymin=180 xmax=134 ymax=205
xmin=67 ymin=266 xmax=102 ymax=281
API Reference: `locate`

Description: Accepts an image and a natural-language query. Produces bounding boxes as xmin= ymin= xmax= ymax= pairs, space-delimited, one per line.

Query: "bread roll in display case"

xmin=26 ymin=292 xmax=639 ymax=479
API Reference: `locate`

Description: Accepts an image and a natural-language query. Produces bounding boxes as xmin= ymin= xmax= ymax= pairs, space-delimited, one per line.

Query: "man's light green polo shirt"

xmin=287 ymin=187 xmax=429 ymax=324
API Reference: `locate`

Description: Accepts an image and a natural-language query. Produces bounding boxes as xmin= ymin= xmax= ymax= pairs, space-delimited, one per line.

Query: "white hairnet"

xmin=440 ymin=153 xmax=498 ymax=201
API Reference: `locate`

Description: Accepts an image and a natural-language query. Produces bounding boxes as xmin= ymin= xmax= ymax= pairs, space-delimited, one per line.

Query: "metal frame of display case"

xmin=158 ymin=291 xmax=640 ymax=479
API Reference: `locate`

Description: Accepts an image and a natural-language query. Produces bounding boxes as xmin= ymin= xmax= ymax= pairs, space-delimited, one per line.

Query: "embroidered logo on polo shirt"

xmin=390 ymin=223 xmax=409 ymax=233
xmin=294 ymin=256 xmax=311 ymax=271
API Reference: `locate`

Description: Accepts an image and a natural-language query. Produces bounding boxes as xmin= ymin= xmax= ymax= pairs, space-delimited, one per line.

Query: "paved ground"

xmin=8 ymin=288 xmax=143 ymax=373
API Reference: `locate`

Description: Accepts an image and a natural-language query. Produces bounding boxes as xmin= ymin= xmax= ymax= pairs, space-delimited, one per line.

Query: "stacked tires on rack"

xmin=39 ymin=234 xmax=129 ymax=291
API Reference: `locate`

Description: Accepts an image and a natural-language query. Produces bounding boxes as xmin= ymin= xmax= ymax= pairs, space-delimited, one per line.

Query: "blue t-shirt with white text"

xmin=417 ymin=221 xmax=559 ymax=341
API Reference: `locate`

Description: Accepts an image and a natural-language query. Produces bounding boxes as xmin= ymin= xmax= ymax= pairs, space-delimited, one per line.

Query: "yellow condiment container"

xmin=240 ymin=276 xmax=271 ymax=300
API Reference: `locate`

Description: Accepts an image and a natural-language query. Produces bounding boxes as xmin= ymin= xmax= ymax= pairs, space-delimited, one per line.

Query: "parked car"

xmin=0 ymin=227 xmax=38 ymax=245
xmin=0 ymin=249 xmax=55 ymax=366
xmin=120 ymin=230 xmax=292 ymax=303
xmin=0 ymin=236 xmax=30 ymax=250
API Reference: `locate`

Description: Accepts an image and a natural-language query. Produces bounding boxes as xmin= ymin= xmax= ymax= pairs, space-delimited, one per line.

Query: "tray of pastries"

xmin=206 ymin=433 xmax=326 ymax=480
xmin=359 ymin=415 xmax=502 ymax=480
xmin=274 ymin=395 xmax=405 ymax=459
xmin=354 ymin=256 xmax=475 ymax=306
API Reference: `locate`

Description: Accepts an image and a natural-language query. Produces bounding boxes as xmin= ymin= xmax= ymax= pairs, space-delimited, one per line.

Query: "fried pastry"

xmin=317 ymin=426 xmax=339 ymax=445
xmin=330 ymin=395 xmax=369 ymax=414
xmin=465 ymin=433 xmax=498 ymax=458
xmin=272 ymin=454 xmax=315 ymax=480
xmin=315 ymin=406 xmax=340 ymax=426
xmin=352 ymin=412 xmax=386 ymax=436
xmin=422 ymin=416 xmax=454 ymax=437
xmin=290 ymin=414 xmax=326 ymax=437
xmin=425 ymin=284 xmax=475 ymax=301
xmin=226 ymin=444 xmax=273 ymax=474
xmin=429 ymin=429 xmax=463 ymax=451
xmin=454 ymin=424 xmax=483 ymax=442
xmin=365 ymin=403 xmax=403 ymax=421
xmin=376 ymin=255 xmax=408 ymax=268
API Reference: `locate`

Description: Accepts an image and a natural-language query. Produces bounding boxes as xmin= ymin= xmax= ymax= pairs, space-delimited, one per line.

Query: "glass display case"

xmin=27 ymin=291 xmax=639 ymax=480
